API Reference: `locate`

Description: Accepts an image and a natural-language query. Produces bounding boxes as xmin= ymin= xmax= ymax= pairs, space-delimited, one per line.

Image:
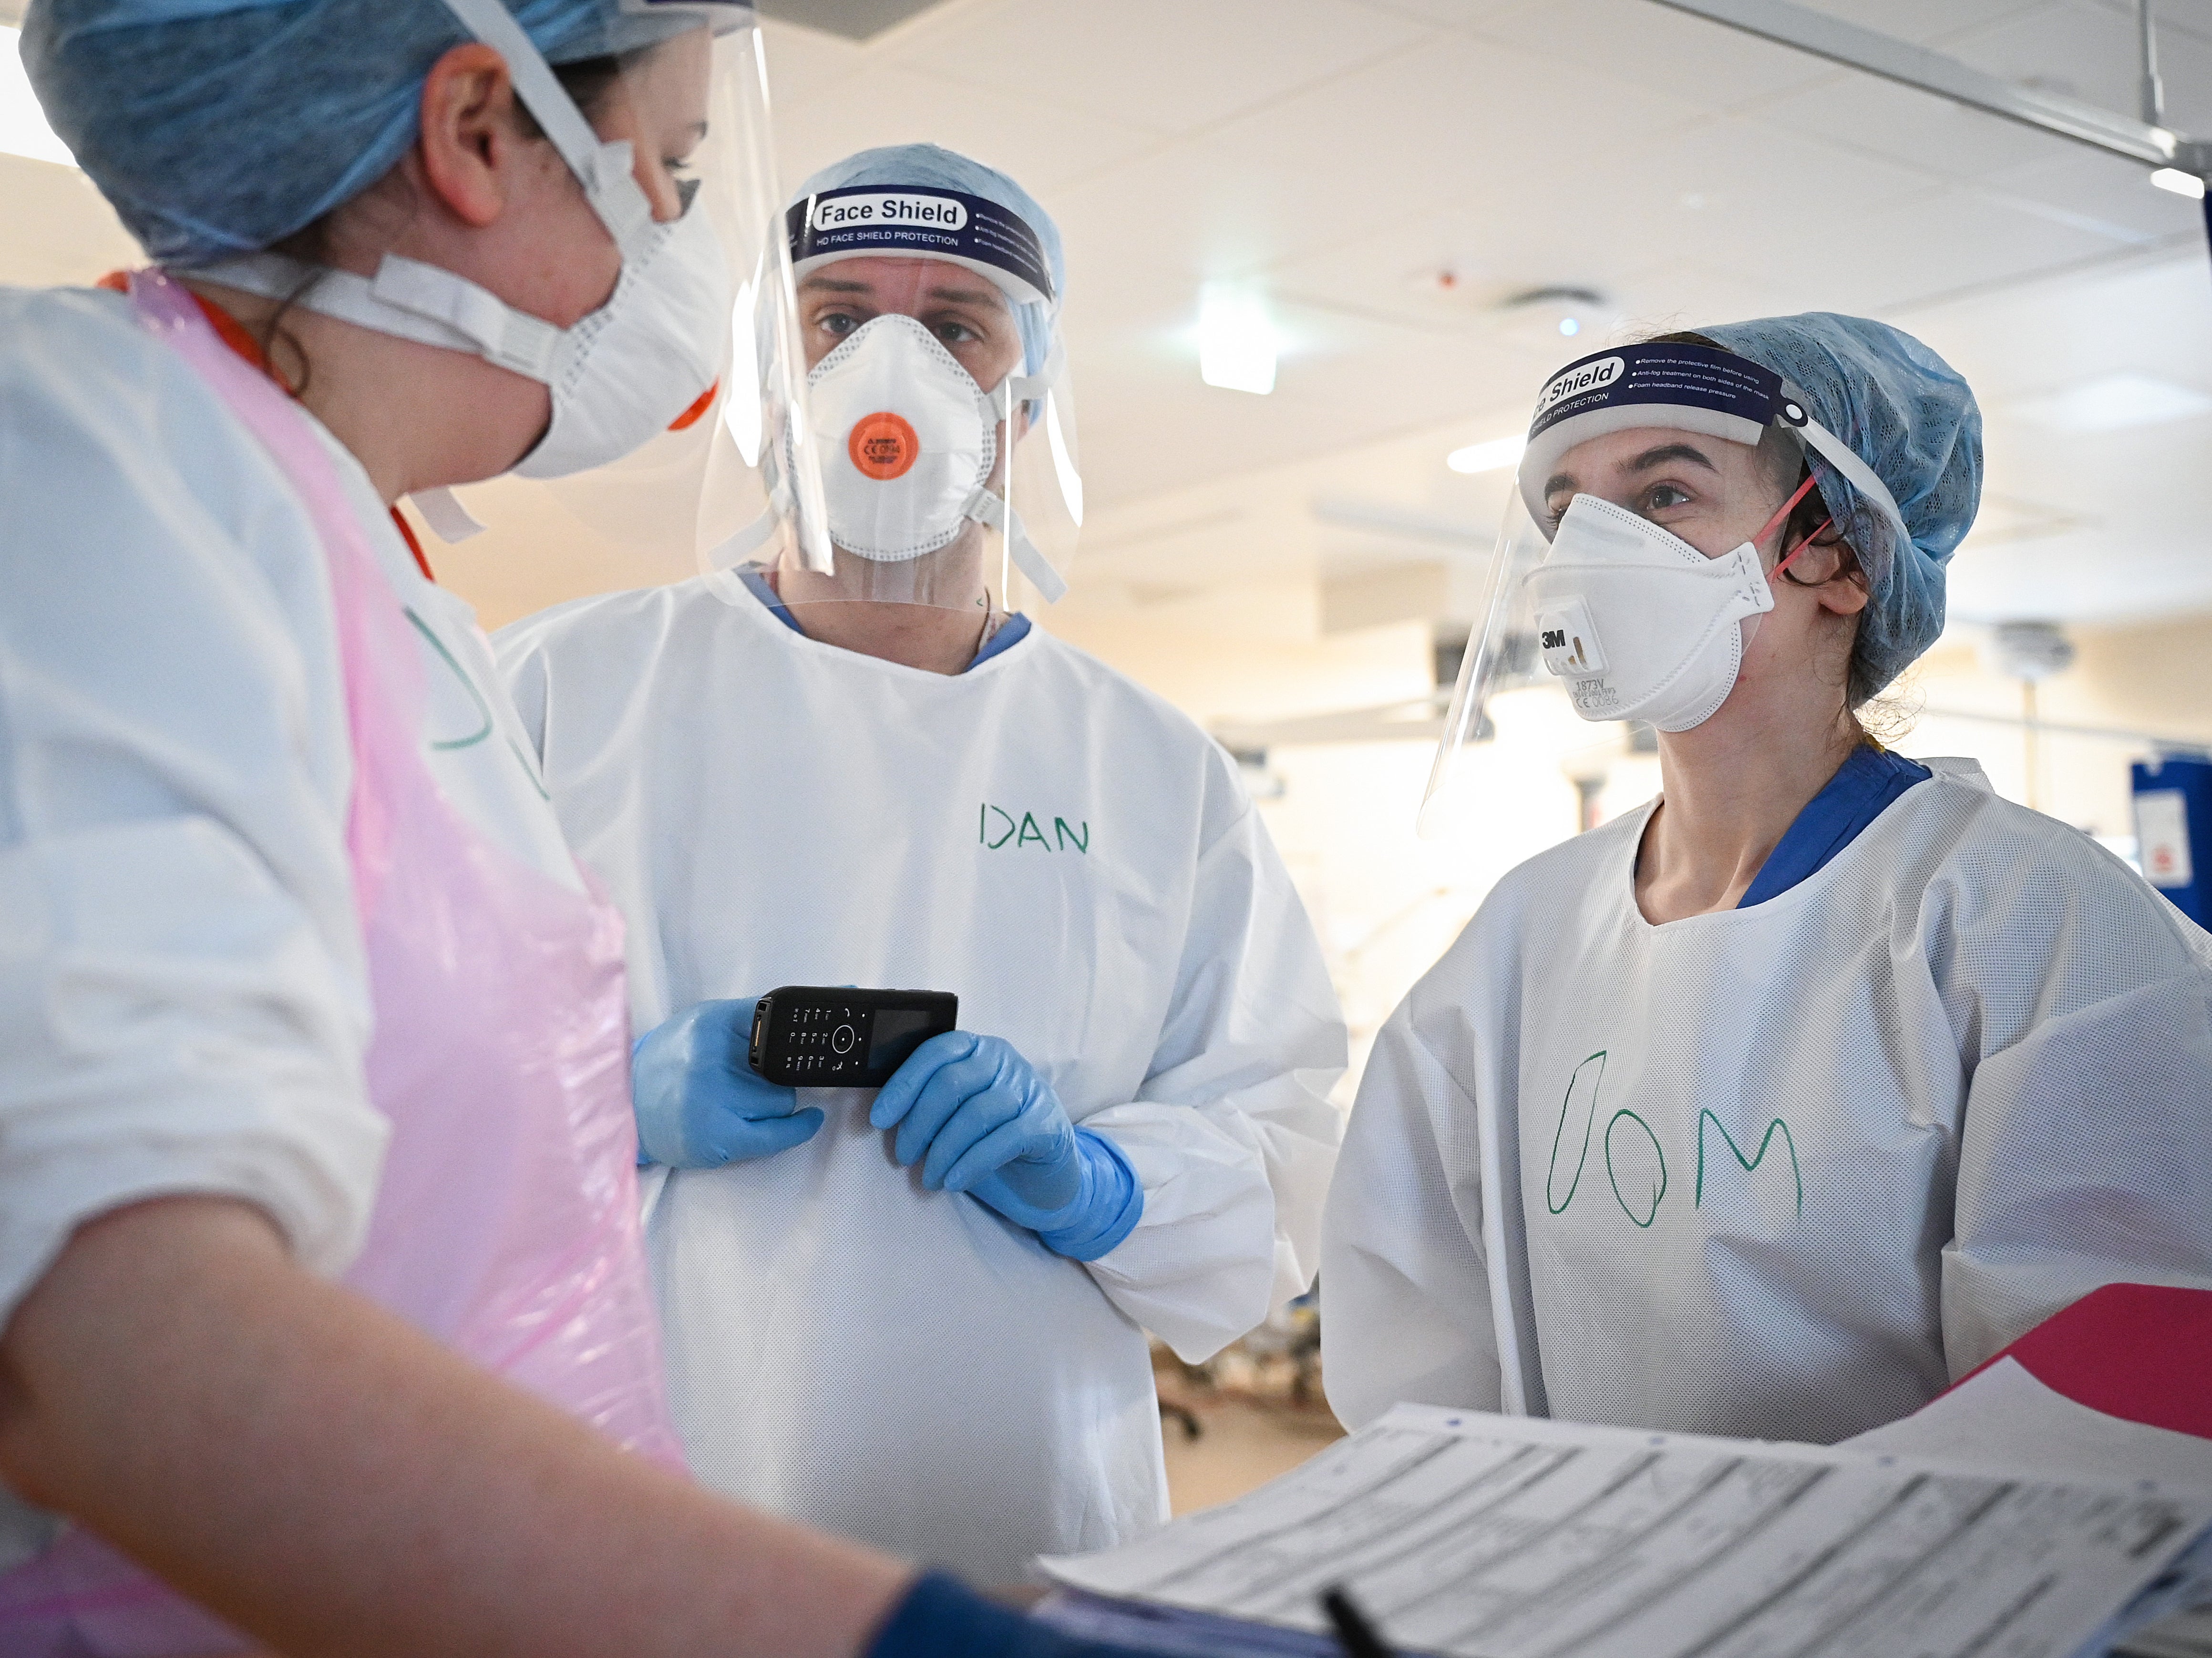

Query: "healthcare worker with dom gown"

xmin=498 ymin=143 xmax=1348 ymax=1581
xmin=1322 ymin=315 xmax=2212 ymax=1444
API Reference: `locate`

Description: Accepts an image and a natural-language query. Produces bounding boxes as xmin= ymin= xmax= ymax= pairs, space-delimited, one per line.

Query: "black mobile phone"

xmin=748 ymin=987 xmax=959 ymax=1087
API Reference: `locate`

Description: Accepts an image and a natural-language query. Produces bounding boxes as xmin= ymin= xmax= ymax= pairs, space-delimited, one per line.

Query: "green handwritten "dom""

xmin=979 ymin=804 xmax=1089 ymax=853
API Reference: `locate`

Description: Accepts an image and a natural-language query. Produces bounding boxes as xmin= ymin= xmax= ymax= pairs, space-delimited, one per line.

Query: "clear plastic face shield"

xmin=508 ymin=2 xmax=822 ymax=568
xmin=1419 ymin=341 xmax=1906 ymax=838
xmin=704 ymin=181 xmax=1082 ymax=619
xmin=190 ymin=0 xmax=793 ymax=561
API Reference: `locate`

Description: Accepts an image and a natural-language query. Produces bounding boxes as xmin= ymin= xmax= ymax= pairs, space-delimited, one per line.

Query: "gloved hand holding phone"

xmin=870 ymin=1032 xmax=1141 ymax=1260
xmin=633 ymin=997 xmax=824 ymax=1168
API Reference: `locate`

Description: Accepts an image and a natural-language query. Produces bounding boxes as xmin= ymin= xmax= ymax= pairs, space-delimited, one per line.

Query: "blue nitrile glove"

xmin=866 ymin=1571 xmax=1159 ymax=1658
xmin=632 ymin=998 xmax=823 ymax=1168
xmin=869 ymin=1033 xmax=1143 ymax=1260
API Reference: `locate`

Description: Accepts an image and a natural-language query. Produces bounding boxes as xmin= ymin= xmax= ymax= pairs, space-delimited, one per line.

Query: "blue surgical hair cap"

xmin=789 ymin=142 xmax=1064 ymax=378
xmin=21 ymin=0 xmax=694 ymax=268
xmin=1698 ymin=312 xmax=1983 ymax=698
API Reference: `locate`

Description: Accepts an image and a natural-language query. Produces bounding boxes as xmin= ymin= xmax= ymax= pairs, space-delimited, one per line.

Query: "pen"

xmin=1320 ymin=1585 xmax=1392 ymax=1658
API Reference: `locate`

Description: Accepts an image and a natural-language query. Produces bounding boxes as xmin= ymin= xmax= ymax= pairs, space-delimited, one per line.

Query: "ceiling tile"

xmin=1601 ymin=257 xmax=1830 ymax=336
xmin=1200 ymin=31 xmax=1712 ymax=226
xmin=1899 ymin=250 xmax=2212 ymax=405
xmin=2114 ymin=0 xmax=2212 ymax=51
xmin=1755 ymin=183 xmax=2135 ymax=313
xmin=1793 ymin=0 xmax=2048 ymax=46
xmin=1473 ymin=0 xmax=1844 ymax=105
xmin=1942 ymin=0 xmax=2212 ymax=135
xmin=893 ymin=0 xmax=1433 ymax=136
xmin=1070 ymin=306 xmax=1539 ymax=512
xmin=1251 ymin=114 xmax=1937 ymax=334
xmin=1048 ymin=139 xmax=1343 ymax=285
xmin=1750 ymin=63 xmax=2091 ymax=179
xmin=1353 ymin=0 xmax=1534 ymax=28
xmin=1978 ymin=148 xmax=2204 ymax=246
xmin=772 ymin=63 xmax=1160 ymax=194
xmin=759 ymin=16 xmax=871 ymax=108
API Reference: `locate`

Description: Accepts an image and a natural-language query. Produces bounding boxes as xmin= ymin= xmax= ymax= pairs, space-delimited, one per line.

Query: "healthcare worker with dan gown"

xmin=1320 ymin=315 xmax=2212 ymax=1444
xmin=496 ymin=143 xmax=1348 ymax=1581
xmin=0 ymin=5 xmax=1161 ymax=1654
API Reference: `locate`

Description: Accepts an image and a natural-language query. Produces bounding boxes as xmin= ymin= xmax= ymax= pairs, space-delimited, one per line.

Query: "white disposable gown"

xmin=0 ymin=287 xmax=586 ymax=1563
xmin=495 ymin=576 xmax=1346 ymax=1581
xmin=1321 ymin=758 xmax=2212 ymax=1444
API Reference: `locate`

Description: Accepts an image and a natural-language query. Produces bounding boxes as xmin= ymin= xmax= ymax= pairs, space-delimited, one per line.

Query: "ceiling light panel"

xmin=1197 ymin=284 xmax=1278 ymax=396
xmin=1445 ymin=435 xmax=1527 ymax=475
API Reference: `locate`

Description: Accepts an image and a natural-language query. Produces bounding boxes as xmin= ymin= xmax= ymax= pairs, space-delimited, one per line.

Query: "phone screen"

xmin=867 ymin=1007 xmax=936 ymax=1070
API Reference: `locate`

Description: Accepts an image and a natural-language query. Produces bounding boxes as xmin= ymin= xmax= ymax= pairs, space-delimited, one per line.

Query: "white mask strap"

xmin=963 ymin=486 xmax=1069 ymax=604
xmin=190 ymin=252 xmax=565 ymax=383
xmin=1006 ymin=335 xmax=1066 ymax=405
xmin=412 ymin=486 xmax=489 ymax=542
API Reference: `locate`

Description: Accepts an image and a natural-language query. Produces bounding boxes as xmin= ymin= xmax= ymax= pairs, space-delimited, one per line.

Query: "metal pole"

xmin=1648 ymin=0 xmax=2212 ymax=175
xmin=2141 ymin=0 xmax=2167 ymax=129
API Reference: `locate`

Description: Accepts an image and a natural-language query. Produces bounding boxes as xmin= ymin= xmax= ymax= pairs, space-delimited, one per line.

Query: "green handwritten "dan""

xmin=979 ymin=804 xmax=1089 ymax=853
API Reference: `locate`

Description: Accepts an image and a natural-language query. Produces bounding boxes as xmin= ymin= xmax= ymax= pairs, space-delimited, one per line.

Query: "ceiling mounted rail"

xmin=1649 ymin=0 xmax=2212 ymax=178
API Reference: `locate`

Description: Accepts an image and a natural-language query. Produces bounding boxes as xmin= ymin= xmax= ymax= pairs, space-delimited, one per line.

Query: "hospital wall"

xmin=1039 ymin=605 xmax=2212 ymax=1106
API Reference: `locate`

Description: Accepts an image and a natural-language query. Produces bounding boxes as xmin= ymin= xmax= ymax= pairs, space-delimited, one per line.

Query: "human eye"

xmin=1639 ymin=481 xmax=1694 ymax=517
xmin=661 ymin=158 xmax=700 ymax=214
xmin=933 ymin=317 xmax=980 ymax=347
xmin=819 ymin=311 xmax=861 ymax=338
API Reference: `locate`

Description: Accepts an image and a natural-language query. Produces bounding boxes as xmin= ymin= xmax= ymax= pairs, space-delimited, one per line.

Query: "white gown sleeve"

xmin=1078 ymin=794 xmax=1346 ymax=1364
xmin=1942 ymin=884 xmax=2212 ymax=1375
xmin=1319 ymin=991 xmax=1504 ymax=1430
xmin=0 ymin=293 xmax=388 ymax=1337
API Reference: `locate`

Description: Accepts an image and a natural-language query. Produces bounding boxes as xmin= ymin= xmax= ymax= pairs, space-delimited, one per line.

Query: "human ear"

xmin=415 ymin=43 xmax=528 ymax=230
xmin=1813 ymin=533 xmax=1871 ymax=617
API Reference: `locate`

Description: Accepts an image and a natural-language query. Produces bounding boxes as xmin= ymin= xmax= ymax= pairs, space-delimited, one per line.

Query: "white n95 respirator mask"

xmin=511 ymin=204 xmax=730 ymax=480
xmin=1527 ymin=480 xmax=1821 ymax=733
xmin=803 ymin=313 xmax=1001 ymax=563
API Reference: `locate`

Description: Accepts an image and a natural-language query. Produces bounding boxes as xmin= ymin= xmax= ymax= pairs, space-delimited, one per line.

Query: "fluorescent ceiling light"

xmin=1 ymin=29 xmax=73 ymax=168
xmin=2150 ymin=167 xmax=2206 ymax=199
xmin=1446 ymin=434 xmax=1527 ymax=474
xmin=1197 ymin=284 xmax=1277 ymax=396
xmin=2011 ymin=372 xmax=2212 ymax=433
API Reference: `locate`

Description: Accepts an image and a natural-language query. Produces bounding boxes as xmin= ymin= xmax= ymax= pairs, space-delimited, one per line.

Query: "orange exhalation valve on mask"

xmin=849 ymin=411 xmax=921 ymax=481
xmin=669 ymin=380 xmax=719 ymax=432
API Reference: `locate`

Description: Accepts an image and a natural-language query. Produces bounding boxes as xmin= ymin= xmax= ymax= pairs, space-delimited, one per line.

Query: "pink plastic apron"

xmin=0 ymin=269 xmax=684 ymax=1655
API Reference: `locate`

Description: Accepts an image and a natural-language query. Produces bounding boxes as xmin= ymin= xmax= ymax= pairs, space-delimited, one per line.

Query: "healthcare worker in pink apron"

xmin=0 ymin=3 xmax=1155 ymax=1654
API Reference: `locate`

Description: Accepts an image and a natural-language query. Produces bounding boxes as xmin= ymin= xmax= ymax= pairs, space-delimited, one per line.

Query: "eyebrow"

xmin=927 ymin=283 xmax=1006 ymax=307
xmin=1547 ymin=442 xmax=1719 ymax=499
xmin=797 ymin=275 xmax=1006 ymax=309
xmin=1626 ymin=442 xmax=1718 ymax=473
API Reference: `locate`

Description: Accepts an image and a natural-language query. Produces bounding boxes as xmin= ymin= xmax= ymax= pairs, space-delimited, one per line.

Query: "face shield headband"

xmin=1515 ymin=341 xmax=1910 ymax=563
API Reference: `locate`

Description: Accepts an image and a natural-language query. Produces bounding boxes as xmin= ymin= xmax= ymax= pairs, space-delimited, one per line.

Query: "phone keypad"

xmin=777 ymin=1002 xmax=865 ymax=1077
